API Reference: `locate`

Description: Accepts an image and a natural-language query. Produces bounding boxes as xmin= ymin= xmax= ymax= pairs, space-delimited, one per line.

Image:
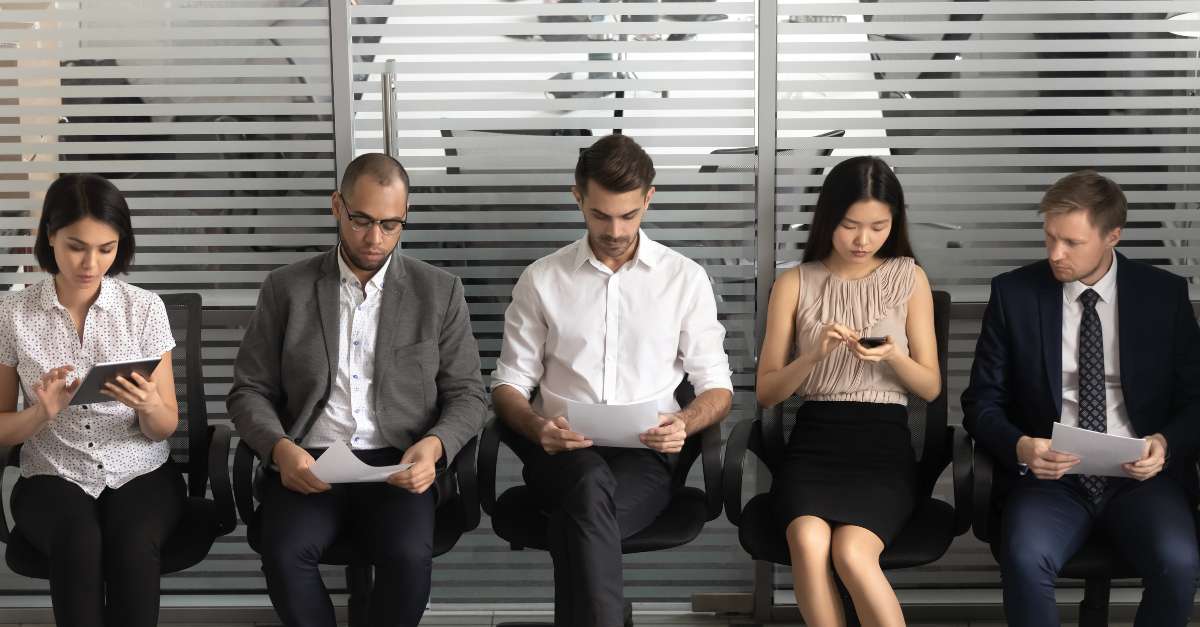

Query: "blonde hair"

xmin=1039 ymin=169 xmax=1126 ymax=233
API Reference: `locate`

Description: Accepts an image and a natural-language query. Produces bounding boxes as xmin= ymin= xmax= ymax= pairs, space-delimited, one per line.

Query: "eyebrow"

xmin=842 ymin=217 xmax=891 ymax=225
xmin=66 ymin=236 xmax=119 ymax=246
xmin=590 ymin=208 xmax=641 ymax=219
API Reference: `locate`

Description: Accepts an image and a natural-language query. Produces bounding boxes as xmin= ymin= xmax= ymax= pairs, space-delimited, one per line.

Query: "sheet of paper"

xmin=310 ymin=440 xmax=413 ymax=483
xmin=565 ymin=398 xmax=661 ymax=449
xmin=1050 ymin=422 xmax=1147 ymax=477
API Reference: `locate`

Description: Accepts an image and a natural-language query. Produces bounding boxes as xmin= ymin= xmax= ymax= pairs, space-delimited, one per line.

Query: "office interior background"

xmin=2 ymin=0 xmax=1200 ymax=624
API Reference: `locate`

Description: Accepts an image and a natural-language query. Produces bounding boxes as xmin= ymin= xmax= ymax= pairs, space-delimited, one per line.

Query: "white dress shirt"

xmin=0 ymin=278 xmax=176 ymax=498
xmin=302 ymin=249 xmax=391 ymax=450
xmin=1060 ymin=252 xmax=1133 ymax=438
xmin=491 ymin=231 xmax=733 ymax=418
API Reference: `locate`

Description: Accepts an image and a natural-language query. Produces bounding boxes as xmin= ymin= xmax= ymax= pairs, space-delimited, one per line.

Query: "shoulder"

xmin=265 ymin=251 xmax=328 ymax=286
xmin=394 ymin=253 xmax=460 ymax=290
xmin=520 ymin=241 xmax=582 ymax=284
xmin=106 ymin=278 xmax=164 ymax=312
xmin=1118 ymin=255 xmax=1185 ymax=293
xmin=653 ymin=242 xmax=709 ymax=283
xmin=992 ymin=259 xmax=1051 ymax=293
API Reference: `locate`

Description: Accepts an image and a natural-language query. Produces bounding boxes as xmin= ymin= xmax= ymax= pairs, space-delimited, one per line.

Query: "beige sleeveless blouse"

xmin=793 ymin=256 xmax=916 ymax=406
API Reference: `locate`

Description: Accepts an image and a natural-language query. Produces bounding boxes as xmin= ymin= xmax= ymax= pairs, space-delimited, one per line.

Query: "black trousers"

xmin=508 ymin=436 xmax=674 ymax=627
xmin=258 ymin=448 xmax=436 ymax=627
xmin=11 ymin=461 xmax=186 ymax=627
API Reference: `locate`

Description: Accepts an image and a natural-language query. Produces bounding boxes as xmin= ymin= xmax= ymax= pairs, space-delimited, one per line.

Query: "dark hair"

xmin=574 ymin=134 xmax=656 ymax=194
xmin=34 ymin=173 xmax=135 ymax=275
xmin=1039 ymin=169 xmax=1127 ymax=233
xmin=802 ymin=156 xmax=916 ymax=264
xmin=340 ymin=153 xmax=410 ymax=200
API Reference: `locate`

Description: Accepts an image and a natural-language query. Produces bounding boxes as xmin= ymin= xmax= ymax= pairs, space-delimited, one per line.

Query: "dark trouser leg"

xmin=98 ymin=461 xmax=187 ymax=627
xmin=998 ymin=477 xmax=1093 ymax=627
xmin=348 ymin=449 xmax=436 ymax=627
xmin=511 ymin=434 xmax=672 ymax=627
xmin=259 ymin=468 xmax=345 ymax=627
xmin=12 ymin=475 xmax=104 ymax=627
xmin=1101 ymin=475 xmax=1199 ymax=627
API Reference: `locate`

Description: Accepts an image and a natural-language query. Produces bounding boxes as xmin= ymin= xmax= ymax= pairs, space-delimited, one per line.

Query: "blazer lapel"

xmin=316 ymin=250 xmax=341 ymax=387
xmin=1114 ymin=251 xmax=1136 ymax=406
xmin=1038 ymin=267 xmax=1064 ymax=415
xmin=374 ymin=252 xmax=408 ymax=377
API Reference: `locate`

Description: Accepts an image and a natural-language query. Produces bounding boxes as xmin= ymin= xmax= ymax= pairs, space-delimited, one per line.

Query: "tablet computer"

xmin=69 ymin=357 xmax=162 ymax=406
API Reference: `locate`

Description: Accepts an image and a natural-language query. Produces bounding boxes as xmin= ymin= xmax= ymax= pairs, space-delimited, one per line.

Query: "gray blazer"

xmin=228 ymin=248 xmax=487 ymax=466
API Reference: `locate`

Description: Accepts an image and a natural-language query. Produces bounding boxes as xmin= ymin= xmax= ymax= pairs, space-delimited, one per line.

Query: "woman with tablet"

xmin=755 ymin=157 xmax=940 ymax=627
xmin=0 ymin=173 xmax=182 ymax=627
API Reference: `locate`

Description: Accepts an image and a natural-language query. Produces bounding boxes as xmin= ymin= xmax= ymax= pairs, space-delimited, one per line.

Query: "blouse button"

xmin=87 ymin=442 xmax=94 ymax=448
xmin=81 ymin=405 xmax=88 ymax=410
xmin=84 ymin=424 xmax=91 ymax=430
xmin=97 ymin=463 xmax=103 ymax=470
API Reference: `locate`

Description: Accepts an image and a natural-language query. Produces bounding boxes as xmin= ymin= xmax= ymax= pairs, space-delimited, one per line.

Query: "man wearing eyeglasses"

xmin=228 ymin=153 xmax=487 ymax=627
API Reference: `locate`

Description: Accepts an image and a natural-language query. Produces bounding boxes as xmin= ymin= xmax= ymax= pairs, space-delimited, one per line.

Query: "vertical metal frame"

xmin=754 ymin=0 xmax=780 ymax=621
xmin=329 ymin=0 xmax=355 ymax=179
xmin=382 ymin=59 xmax=398 ymax=158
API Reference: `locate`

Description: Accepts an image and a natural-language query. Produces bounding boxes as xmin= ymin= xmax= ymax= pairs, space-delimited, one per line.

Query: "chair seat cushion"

xmin=7 ymin=497 xmax=221 ymax=578
xmin=492 ymin=486 xmax=709 ymax=554
xmin=738 ymin=493 xmax=955 ymax=569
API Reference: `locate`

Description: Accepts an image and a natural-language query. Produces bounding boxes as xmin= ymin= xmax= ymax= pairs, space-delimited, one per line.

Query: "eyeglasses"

xmin=338 ymin=192 xmax=407 ymax=236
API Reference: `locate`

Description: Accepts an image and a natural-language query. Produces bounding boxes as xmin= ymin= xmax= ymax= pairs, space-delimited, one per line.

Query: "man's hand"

xmin=640 ymin=413 xmax=687 ymax=454
xmin=1123 ymin=433 xmax=1167 ymax=481
xmin=389 ymin=435 xmax=443 ymax=494
xmin=538 ymin=416 xmax=593 ymax=454
xmin=273 ymin=438 xmax=332 ymax=494
xmin=1016 ymin=436 xmax=1080 ymax=480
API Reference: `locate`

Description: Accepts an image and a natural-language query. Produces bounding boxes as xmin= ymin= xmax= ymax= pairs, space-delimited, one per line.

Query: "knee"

xmin=830 ymin=536 xmax=882 ymax=582
xmin=375 ymin=537 xmax=432 ymax=574
xmin=1000 ymin=541 xmax=1060 ymax=582
xmin=559 ymin=465 xmax=616 ymax=515
xmin=785 ymin=520 xmax=831 ymax=565
xmin=102 ymin=527 xmax=164 ymax=569
xmin=260 ymin=529 xmax=325 ymax=574
xmin=1145 ymin=544 xmax=1200 ymax=586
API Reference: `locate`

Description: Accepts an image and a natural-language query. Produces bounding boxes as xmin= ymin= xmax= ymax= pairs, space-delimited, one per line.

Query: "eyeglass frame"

xmin=337 ymin=191 xmax=408 ymax=236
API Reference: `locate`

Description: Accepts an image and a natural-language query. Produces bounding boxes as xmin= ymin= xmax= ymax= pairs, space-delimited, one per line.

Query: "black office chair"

xmin=478 ymin=381 xmax=723 ymax=627
xmin=970 ymin=441 xmax=1200 ymax=626
xmin=0 ymin=292 xmax=237 ymax=578
xmin=722 ymin=290 xmax=972 ymax=625
xmin=232 ymin=435 xmax=480 ymax=627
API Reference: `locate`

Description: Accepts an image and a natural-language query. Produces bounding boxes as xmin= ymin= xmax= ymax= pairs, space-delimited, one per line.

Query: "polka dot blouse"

xmin=0 ymin=278 xmax=176 ymax=498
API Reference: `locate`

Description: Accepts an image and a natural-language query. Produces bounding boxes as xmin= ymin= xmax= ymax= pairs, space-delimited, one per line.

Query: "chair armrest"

xmin=232 ymin=440 xmax=258 ymax=527
xmin=700 ymin=423 xmax=723 ymax=521
xmin=207 ymin=425 xmax=236 ymax=535
xmin=478 ymin=417 xmax=501 ymax=517
xmin=0 ymin=444 xmax=20 ymax=544
xmin=722 ymin=418 xmax=760 ymax=527
xmin=971 ymin=441 xmax=995 ymax=544
xmin=452 ymin=435 xmax=481 ymax=533
xmin=951 ymin=426 xmax=972 ymax=537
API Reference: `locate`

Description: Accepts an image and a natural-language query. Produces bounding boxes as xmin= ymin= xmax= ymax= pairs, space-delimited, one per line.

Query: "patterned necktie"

xmin=1077 ymin=288 xmax=1106 ymax=500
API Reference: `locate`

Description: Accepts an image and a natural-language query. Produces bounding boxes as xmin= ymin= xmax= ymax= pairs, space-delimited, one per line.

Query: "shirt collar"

xmin=336 ymin=245 xmax=390 ymax=293
xmin=571 ymin=229 xmax=663 ymax=274
xmin=39 ymin=276 xmax=118 ymax=312
xmin=1064 ymin=251 xmax=1118 ymax=305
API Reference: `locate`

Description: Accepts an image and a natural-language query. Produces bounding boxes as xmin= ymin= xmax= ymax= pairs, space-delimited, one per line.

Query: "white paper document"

xmin=310 ymin=441 xmax=413 ymax=483
xmin=565 ymin=398 xmax=661 ymax=449
xmin=1050 ymin=422 xmax=1147 ymax=477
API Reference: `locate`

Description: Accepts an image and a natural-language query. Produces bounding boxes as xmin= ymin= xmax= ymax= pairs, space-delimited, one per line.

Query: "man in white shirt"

xmin=491 ymin=134 xmax=733 ymax=627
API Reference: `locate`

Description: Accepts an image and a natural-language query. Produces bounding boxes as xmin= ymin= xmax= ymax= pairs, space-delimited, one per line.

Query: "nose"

xmin=81 ymin=249 xmax=97 ymax=270
xmin=1047 ymin=242 xmax=1066 ymax=262
xmin=363 ymin=222 xmax=384 ymax=246
xmin=853 ymin=228 xmax=869 ymax=247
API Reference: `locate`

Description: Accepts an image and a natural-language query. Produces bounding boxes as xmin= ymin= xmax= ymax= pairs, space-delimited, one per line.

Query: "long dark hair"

xmin=801 ymin=156 xmax=916 ymax=264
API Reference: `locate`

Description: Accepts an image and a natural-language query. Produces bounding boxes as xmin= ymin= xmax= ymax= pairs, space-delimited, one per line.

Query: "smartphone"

xmin=858 ymin=336 xmax=888 ymax=348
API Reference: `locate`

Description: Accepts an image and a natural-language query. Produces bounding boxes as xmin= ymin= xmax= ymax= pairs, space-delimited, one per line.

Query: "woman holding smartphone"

xmin=0 ymin=173 xmax=183 ymax=627
xmin=756 ymin=156 xmax=941 ymax=627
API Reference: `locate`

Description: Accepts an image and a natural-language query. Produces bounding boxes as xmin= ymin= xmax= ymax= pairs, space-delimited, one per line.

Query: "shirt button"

xmin=84 ymin=425 xmax=90 ymax=430
xmin=353 ymin=341 xmax=360 ymax=346
xmin=352 ymin=374 xmax=359 ymax=380
xmin=97 ymin=463 xmax=103 ymax=470
xmin=87 ymin=443 xmax=94 ymax=448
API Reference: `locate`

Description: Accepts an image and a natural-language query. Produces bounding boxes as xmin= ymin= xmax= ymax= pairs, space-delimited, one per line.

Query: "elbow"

xmin=756 ymin=388 xmax=782 ymax=410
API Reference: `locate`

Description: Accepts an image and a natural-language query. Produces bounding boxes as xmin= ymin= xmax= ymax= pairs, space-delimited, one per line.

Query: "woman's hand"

xmin=848 ymin=335 xmax=897 ymax=363
xmin=101 ymin=371 xmax=165 ymax=415
xmin=31 ymin=366 xmax=79 ymax=421
xmin=817 ymin=323 xmax=857 ymax=360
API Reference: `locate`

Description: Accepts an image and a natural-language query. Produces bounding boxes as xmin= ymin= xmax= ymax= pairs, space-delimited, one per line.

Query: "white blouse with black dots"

xmin=0 ymin=277 xmax=176 ymax=498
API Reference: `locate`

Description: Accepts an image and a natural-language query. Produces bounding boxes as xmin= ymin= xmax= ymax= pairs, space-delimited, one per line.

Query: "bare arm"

xmin=880 ymin=267 xmax=941 ymax=401
xmin=493 ymin=384 xmax=592 ymax=454
xmin=756 ymin=269 xmax=847 ymax=407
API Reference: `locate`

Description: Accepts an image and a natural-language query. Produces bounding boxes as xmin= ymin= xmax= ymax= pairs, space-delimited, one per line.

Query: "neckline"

xmin=819 ymin=258 xmax=890 ymax=283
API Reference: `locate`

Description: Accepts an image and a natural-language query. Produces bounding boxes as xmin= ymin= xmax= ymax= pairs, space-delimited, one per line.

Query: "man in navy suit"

xmin=962 ymin=170 xmax=1200 ymax=627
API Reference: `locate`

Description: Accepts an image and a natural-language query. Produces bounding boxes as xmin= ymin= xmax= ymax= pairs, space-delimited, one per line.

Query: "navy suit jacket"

xmin=962 ymin=253 xmax=1200 ymax=499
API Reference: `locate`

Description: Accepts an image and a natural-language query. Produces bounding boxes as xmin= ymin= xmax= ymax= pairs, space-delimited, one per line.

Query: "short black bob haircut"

xmin=34 ymin=173 xmax=135 ymax=276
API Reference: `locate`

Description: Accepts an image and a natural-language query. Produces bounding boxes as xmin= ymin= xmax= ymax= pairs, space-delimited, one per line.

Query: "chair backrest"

xmin=159 ymin=292 xmax=209 ymax=498
xmin=764 ymin=289 xmax=952 ymax=498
